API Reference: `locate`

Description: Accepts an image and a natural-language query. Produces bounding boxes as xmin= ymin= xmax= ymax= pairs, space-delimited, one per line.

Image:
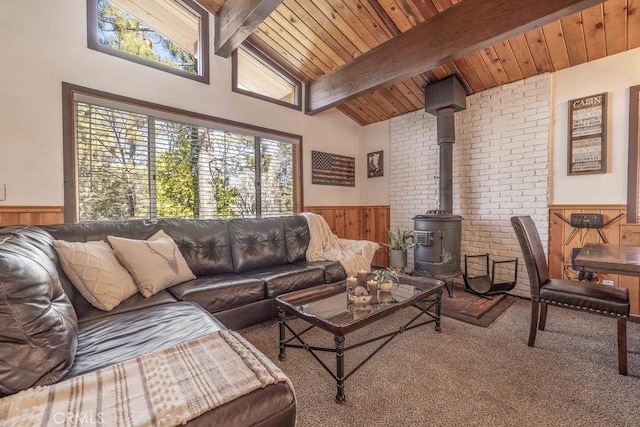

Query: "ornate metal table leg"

xmin=435 ymin=290 xmax=442 ymax=332
xmin=334 ymin=334 xmax=346 ymax=404
xmin=278 ymin=308 xmax=286 ymax=361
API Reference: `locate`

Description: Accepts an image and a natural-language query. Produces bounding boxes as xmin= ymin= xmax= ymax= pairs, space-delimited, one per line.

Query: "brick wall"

xmin=389 ymin=74 xmax=550 ymax=297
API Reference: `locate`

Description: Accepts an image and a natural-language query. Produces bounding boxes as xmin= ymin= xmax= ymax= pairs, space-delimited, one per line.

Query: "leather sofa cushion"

xmin=0 ymin=226 xmax=78 ymax=397
xmin=66 ymin=301 xmax=225 ymax=379
xmin=540 ymin=278 xmax=630 ymax=316
xmin=283 ymin=216 xmax=310 ymax=263
xmin=295 ymin=260 xmax=347 ymax=283
xmin=157 ymin=219 xmax=234 ymax=276
xmin=44 ymin=220 xmax=156 ymax=243
xmin=244 ymin=264 xmax=326 ymax=298
xmin=229 ymin=218 xmax=287 ymax=273
xmin=76 ymin=290 xmax=177 ymax=324
xmin=168 ymin=274 xmax=265 ymax=313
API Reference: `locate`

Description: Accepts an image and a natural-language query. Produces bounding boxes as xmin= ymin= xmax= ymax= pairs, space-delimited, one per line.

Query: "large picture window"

xmin=64 ymin=84 xmax=301 ymax=222
xmin=87 ymin=0 xmax=209 ymax=83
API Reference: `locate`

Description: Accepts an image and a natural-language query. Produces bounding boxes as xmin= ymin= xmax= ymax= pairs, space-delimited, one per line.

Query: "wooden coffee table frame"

xmin=276 ymin=280 xmax=445 ymax=403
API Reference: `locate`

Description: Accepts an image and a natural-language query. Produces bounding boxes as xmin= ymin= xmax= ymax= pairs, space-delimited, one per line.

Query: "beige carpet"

xmin=240 ymin=298 xmax=640 ymax=426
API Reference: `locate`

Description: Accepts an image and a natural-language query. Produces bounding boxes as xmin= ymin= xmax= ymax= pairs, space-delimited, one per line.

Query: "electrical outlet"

xmin=602 ymin=279 xmax=614 ymax=286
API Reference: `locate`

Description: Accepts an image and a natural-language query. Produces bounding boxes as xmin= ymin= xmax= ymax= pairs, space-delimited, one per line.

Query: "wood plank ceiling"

xmin=201 ymin=0 xmax=640 ymax=125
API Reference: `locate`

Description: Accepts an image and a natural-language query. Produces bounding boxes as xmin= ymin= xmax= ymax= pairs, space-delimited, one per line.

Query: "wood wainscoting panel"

xmin=548 ymin=205 xmax=640 ymax=315
xmin=304 ymin=205 xmax=390 ymax=267
xmin=0 ymin=206 xmax=64 ymax=227
xmin=619 ymin=224 xmax=640 ymax=315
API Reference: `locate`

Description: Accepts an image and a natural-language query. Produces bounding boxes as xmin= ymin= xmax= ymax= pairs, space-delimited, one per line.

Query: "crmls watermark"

xmin=53 ymin=412 xmax=104 ymax=425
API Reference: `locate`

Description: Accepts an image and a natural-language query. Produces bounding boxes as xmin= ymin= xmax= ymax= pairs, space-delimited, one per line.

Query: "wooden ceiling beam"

xmin=306 ymin=0 xmax=605 ymax=115
xmin=214 ymin=0 xmax=282 ymax=57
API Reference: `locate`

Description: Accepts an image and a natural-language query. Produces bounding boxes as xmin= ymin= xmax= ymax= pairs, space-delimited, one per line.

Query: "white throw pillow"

xmin=108 ymin=230 xmax=195 ymax=297
xmin=53 ymin=240 xmax=138 ymax=311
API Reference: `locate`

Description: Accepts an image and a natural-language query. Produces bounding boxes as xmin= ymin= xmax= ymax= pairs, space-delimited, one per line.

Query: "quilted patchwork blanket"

xmin=0 ymin=331 xmax=292 ymax=426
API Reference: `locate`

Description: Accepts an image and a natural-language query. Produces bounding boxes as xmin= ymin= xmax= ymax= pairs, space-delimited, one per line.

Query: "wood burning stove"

xmin=413 ymin=212 xmax=462 ymax=297
xmin=412 ymin=76 xmax=466 ymax=297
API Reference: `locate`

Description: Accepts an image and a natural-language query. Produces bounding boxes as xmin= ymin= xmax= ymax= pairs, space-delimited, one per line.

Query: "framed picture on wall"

xmin=367 ymin=150 xmax=383 ymax=178
xmin=567 ymin=93 xmax=607 ymax=175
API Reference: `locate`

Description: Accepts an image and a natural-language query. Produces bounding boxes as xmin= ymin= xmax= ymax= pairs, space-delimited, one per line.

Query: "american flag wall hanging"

xmin=311 ymin=150 xmax=355 ymax=187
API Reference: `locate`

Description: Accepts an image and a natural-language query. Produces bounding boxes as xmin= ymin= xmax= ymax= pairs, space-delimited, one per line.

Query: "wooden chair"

xmin=510 ymin=216 xmax=630 ymax=375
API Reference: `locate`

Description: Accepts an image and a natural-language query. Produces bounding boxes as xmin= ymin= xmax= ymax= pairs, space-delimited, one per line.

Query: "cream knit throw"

xmin=300 ymin=212 xmax=379 ymax=277
xmin=0 ymin=331 xmax=293 ymax=427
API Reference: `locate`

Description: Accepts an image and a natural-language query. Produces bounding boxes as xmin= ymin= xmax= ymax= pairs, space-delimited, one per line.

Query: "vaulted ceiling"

xmin=197 ymin=0 xmax=639 ymax=125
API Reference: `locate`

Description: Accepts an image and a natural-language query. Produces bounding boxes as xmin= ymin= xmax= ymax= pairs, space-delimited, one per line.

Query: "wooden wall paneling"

xmin=0 ymin=206 xmax=64 ymax=227
xmin=548 ymin=206 xmax=636 ymax=314
xmin=561 ymin=207 xmax=581 ymax=279
xmin=548 ymin=208 xmax=565 ymax=278
xmin=548 ymin=206 xmax=626 ymax=281
xmin=305 ymin=205 xmax=390 ymax=268
xmin=366 ymin=207 xmax=389 ymax=267
xmin=343 ymin=208 xmax=362 ymax=240
xmin=596 ymin=208 xmax=623 ymax=285
xmin=620 ymin=224 xmax=640 ymax=314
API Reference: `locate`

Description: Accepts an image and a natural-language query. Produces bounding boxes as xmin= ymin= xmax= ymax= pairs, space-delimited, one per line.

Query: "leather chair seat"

xmin=66 ymin=302 xmax=224 ymax=379
xmin=244 ymin=264 xmax=326 ymax=298
xmin=168 ymin=274 xmax=265 ymax=313
xmin=540 ymin=278 xmax=630 ymax=317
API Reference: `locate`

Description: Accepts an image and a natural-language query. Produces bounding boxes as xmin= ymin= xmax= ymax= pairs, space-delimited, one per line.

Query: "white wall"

xmin=552 ymin=48 xmax=640 ymax=204
xmin=0 ymin=0 xmax=363 ymax=208
xmin=389 ymin=75 xmax=551 ymax=297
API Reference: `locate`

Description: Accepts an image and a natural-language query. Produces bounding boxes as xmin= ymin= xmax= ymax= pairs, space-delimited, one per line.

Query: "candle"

xmin=357 ymin=270 xmax=368 ymax=288
xmin=367 ymin=279 xmax=377 ymax=291
xmin=346 ymin=276 xmax=357 ymax=290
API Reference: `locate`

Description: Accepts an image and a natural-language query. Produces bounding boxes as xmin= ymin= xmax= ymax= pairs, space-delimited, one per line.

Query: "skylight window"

xmin=87 ymin=0 xmax=209 ymax=83
xmin=233 ymin=44 xmax=302 ymax=110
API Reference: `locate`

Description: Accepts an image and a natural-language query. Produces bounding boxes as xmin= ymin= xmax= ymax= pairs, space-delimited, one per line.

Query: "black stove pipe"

xmin=436 ymin=107 xmax=455 ymax=214
xmin=424 ymin=76 xmax=466 ymax=213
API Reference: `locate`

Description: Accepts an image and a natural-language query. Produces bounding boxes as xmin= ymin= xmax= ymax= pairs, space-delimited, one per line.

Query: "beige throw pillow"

xmin=53 ymin=240 xmax=138 ymax=311
xmin=108 ymin=230 xmax=195 ymax=297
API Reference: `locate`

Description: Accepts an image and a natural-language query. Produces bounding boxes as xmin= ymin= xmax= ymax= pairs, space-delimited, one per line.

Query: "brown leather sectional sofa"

xmin=0 ymin=216 xmax=347 ymax=426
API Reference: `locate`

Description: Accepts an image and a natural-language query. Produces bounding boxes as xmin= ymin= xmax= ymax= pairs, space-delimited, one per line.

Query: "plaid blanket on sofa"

xmin=0 ymin=331 xmax=292 ymax=426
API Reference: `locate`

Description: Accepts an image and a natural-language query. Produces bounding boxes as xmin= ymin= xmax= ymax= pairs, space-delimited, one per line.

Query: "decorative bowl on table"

xmin=348 ymin=294 xmax=372 ymax=304
xmin=348 ymin=286 xmax=372 ymax=304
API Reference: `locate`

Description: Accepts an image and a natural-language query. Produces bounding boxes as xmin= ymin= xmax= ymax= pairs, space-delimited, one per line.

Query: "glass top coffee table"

xmin=276 ymin=274 xmax=445 ymax=403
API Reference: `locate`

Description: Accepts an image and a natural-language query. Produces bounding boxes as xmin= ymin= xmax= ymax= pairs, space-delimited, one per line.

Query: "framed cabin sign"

xmin=567 ymin=93 xmax=607 ymax=175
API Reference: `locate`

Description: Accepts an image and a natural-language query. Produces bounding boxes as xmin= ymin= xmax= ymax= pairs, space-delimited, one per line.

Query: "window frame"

xmin=232 ymin=43 xmax=303 ymax=111
xmin=62 ymin=82 xmax=303 ymax=223
xmin=86 ymin=0 xmax=210 ymax=84
xmin=627 ymin=84 xmax=640 ymax=222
